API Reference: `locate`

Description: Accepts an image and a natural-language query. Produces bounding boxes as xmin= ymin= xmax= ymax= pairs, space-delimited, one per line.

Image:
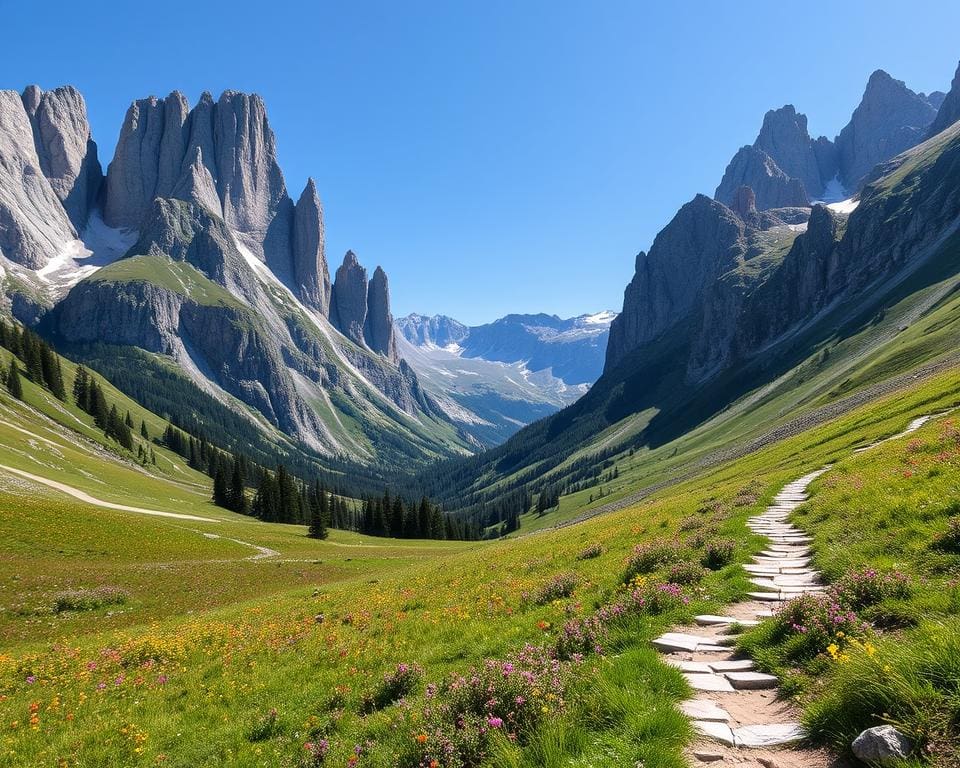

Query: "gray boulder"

xmin=851 ymin=725 xmax=913 ymax=765
xmin=292 ymin=178 xmax=331 ymax=315
xmin=365 ymin=266 xmax=397 ymax=360
xmin=836 ymin=70 xmax=937 ymax=191
xmin=928 ymin=61 xmax=960 ymax=138
xmin=330 ymin=251 xmax=368 ymax=345
xmin=0 ymin=89 xmax=77 ymax=268
xmin=21 ymin=85 xmax=102 ymax=229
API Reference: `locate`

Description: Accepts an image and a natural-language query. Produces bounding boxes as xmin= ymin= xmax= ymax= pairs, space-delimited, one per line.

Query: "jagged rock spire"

xmin=330 ymin=250 xmax=368 ymax=346
xmin=293 ymin=178 xmax=331 ymax=315
xmin=365 ymin=266 xmax=397 ymax=360
xmin=928 ymin=60 xmax=960 ymax=138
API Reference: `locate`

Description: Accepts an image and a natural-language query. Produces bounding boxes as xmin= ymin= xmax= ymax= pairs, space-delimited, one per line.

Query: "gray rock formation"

xmin=364 ymin=266 xmax=397 ymax=359
xmin=715 ymin=146 xmax=809 ymax=210
xmin=924 ymin=91 xmax=947 ymax=111
xmin=21 ymin=85 xmax=102 ymax=229
xmin=156 ymin=91 xmax=190 ymax=202
xmin=171 ymin=148 xmax=222 ymax=216
xmin=731 ymin=185 xmax=757 ymax=219
xmin=928 ymin=61 xmax=960 ymax=138
xmin=330 ymin=251 xmax=368 ymax=345
xmin=852 ymin=726 xmax=912 ymax=765
xmin=606 ymin=195 xmax=746 ymax=371
xmin=754 ymin=105 xmax=825 ymax=198
xmin=836 ymin=70 xmax=937 ymax=190
xmin=0 ymin=89 xmax=77 ymax=268
xmin=292 ymin=178 xmax=330 ymax=314
xmin=104 ymin=95 xmax=168 ymax=229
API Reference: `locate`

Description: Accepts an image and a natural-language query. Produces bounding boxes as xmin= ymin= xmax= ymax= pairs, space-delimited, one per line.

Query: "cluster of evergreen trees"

xmin=0 ymin=321 xmax=65 ymax=401
xmin=356 ymin=490 xmax=480 ymax=540
xmin=73 ymin=366 xmax=139 ymax=451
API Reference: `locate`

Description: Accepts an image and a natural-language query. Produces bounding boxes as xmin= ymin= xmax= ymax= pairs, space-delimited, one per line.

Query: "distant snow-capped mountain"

xmin=395 ymin=311 xmax=615 ymax=445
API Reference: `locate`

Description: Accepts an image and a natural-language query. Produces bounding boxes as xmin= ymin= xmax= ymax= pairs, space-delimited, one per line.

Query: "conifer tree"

xmin=6 ymin=359 xmax=22 ymax=400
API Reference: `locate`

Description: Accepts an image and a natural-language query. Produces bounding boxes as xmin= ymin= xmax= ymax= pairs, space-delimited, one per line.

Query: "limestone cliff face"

xmin=605 ymin=195 xmax=746 ymax=371
xmin=836 ymin=70 xmax=937 ymax=190
xmin=715 ymin=146 xmax=809 ymax=210
xmin=365 ymin=266 xmax=397 ymax=360
xmin=0 ymin=89 xmax=77 ymax=268
xmin=330 ymin=251 xmax=368 ymax=346
xmin=928 ymin=61 xmax=960 ymax=138
xmin=292 ymin=178 xmax=330 ymax=315
xmin=20 ymin=85 xmax=102 ymax=229
xmin=754 ymin=106 xmax=825 ymax=198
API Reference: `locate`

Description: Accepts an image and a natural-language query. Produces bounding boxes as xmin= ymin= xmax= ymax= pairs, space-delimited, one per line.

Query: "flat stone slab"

xmin=773 ymin=575 xmax=821 ymax=586
xmin=653 ymin=632 xmax=722 ymax=652
xmin=725 ymin=671 xmax=779 ymax=689
xmin=697 ymin=643 xmax=735 ymax=653
xmin=694 ymin=615 xmax=761 ymax=628
xmin=709 ymin=659 xmax=755 ymax=672
xmin=733 ymin=723 xmax=805 ymax=747
xmin=685 ymin=673 xmax=736 ymax=692
xmin=748 ymin=591 xmax=785 ymax=602
xmin=666 ymin=659 xmax=713 ymax=673
xmin=694 ymin=719 xmax=736 ymax=745
xmin=681 ymin=699 xmax=731 ymax=722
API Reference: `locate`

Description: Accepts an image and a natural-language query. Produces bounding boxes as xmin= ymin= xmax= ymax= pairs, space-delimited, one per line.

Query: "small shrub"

xmin=52 ymin=586 xmax=129 ymax=614
xmin=300 ymin=739 xmax=330 ymax=767
xmin=533 ymin=573 xmax=578 ymax=605
xmin=702 ymin=539 xmax=736 ymax=570
xmin=642 ymin=582 xmax=689 ymax=614
xmin=360 ymin=663 xmax=423 ymax=713
xmin=679 ymin=515 xmax=704 ymax=531
xmin=830 ymin=568 xmax=912 ymax=610
xmin=247 ymin=708 xmax=281 ymax=742
xmin=553 ymin=615 xmax=606 ymax=660
xmin=932 ymin=517 xmax=960 ymax=553
xmin=667 ymin=561 xmax=706 ymax=585
xmin=622 ymin=538 xmax=684 ymax=582
xmin=575 ymin=543 xmax=603 ymax=560
xmin=770 ymin=594 xmax=868 ymax=662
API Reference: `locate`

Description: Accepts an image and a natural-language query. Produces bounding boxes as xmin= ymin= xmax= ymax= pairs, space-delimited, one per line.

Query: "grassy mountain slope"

xmin=2 ymin=347 xmax=959 ymax=764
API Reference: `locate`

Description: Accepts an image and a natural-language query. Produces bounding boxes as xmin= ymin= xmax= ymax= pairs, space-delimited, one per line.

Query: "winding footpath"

xmin=654 ymin=414 xmax=942 ymax=766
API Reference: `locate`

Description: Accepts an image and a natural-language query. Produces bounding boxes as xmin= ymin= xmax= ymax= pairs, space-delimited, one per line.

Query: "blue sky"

xmin=2 ymin=1 xmax=959 ymax=324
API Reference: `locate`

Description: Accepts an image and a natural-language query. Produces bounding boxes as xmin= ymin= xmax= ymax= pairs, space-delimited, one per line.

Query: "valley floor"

xmin=2 ymin=369 xmax=960 ymax=766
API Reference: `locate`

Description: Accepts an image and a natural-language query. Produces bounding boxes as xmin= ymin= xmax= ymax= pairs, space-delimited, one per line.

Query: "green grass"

xmin=3 ymin=364 xmax=960 ymax=765
xmin=89 ymin=255 xmax=247 ymax=310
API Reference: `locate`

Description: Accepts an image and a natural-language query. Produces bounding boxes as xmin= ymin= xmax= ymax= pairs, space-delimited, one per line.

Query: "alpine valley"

xmin=4 ymin=23 xmax=960 ymax=768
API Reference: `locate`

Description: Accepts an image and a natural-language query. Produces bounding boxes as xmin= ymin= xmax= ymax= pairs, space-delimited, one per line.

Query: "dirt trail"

xmin=0 ymin=463 xmax=219 ymax=522
xmin=657 ymin=413 xmax=937 ymax=765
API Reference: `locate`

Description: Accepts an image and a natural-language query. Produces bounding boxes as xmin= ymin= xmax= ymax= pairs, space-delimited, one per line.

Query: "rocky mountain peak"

xmin=928 ymin=60 xmax=960 ymax=138
xmin=754 ymin=105 xmax=824 ymax=198
xmin=836 ymin=69 xmax=937 ymax=190
xmin=365 ymin=266 xmax=398 ymax=360
xmin=330 ymin=250 xmax=369 ymax=346
xmin=292 ymin=177 xmax=330 ymax=315
xmin=19 ymin=84 xmax=102 ymax=229
xmin=171 ymin=147 xmax=221 ymax=216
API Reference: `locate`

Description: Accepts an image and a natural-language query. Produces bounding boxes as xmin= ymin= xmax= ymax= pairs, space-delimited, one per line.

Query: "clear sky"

xmin=2 ymin=1 xmax=959 ymax=324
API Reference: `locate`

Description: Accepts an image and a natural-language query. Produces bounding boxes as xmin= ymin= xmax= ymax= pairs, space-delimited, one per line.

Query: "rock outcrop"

xmin=21 ymin=85 xmax=102 ymax=229
xmin=715 ymin=147 xmax=809 ymax=210
xmin=364 ymin=266 xmax=397 ymax=360
xmin=330 ymin=251 xmax=368 ymax=346
xmin=292 ymin=178 xmax=330 ymax=315
xmin=0 ymin=89 xmax=77 ymax=268
xmin=396 ymin=314 xmax=469 ymax=348
xmin=753 ymin=105 xmax=825 ymax=198
xmin=835 ymin=70 xmax=937 ymax=190
xmin=606 ymin=195 xmax=746 ymax=371
xmin=928 ymin=60 xmax=960 ymax=138
xmin=171 ymin=148 xmax=222 ymax=216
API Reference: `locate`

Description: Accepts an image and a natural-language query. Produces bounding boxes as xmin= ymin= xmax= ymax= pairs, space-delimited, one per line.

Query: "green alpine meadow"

xmin=2 ymin=4 xmax=960 ymax=767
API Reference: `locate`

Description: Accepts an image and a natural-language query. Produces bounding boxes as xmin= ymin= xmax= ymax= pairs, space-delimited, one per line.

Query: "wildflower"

xmin=487 ymin=716 xmax=503 ymax=728
xmin=415 ymin=733 xmax=427 ymax=744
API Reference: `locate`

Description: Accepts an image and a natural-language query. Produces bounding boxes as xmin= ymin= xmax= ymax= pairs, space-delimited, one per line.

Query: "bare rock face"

xmin=928 ymin=60 xmax=960 ymax=138
xmin=171 ymin=147 xmax=222 ymax=216
xmin=0 ymin=90 xmax=77 ymax=268
xmin=754 ymin=105 xmax=825 ymax=198
xmin=292 ymin=178 xmax=331 ymax=314
xmin=365 ymin=266 xmax=398 ymax=360
xmin=21 ymin=85 xmax=102 ymax=229
xmin=213 ymin=91 xmax=290 ymax=252
xmin=836 ymin=70 xmax=937 ymax=190
xmin=330 ymin=251 xmax=368 ymax=345
xmin=606 ymin=194 xmax=746 ymax=372
xmin=156 ymin=91 xmax=190 ymax=202
xmin=715 ymin=146 xmax=808 ymax=211
xmin=731 ymin=185 xmax=758 ymax=219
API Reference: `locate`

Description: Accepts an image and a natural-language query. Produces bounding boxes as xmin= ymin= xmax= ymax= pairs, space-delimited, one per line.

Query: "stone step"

xmin=694 ymin=615 xmax=760 ymax=627
xmin=709 ymin=659 xmax=755 ymax=672
xmin=725 ymin=671 xmax=778 ymax=690
xmin=747 ymin=591 xmax=786 ymax=602
xmin=681 ymin=699 xmax=730 ymax=722
xmin=734 ymin=723 xmax=805 ymax=747
xmin=653 ymin=632 xmax=731 ymax=653
xmin=694 ymin=720 xmax=735 ymax=746
xmin=684 ymin=673 xmax=735 ymax=692
xmin=666 ymin=659 xmax=713 ymax=673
